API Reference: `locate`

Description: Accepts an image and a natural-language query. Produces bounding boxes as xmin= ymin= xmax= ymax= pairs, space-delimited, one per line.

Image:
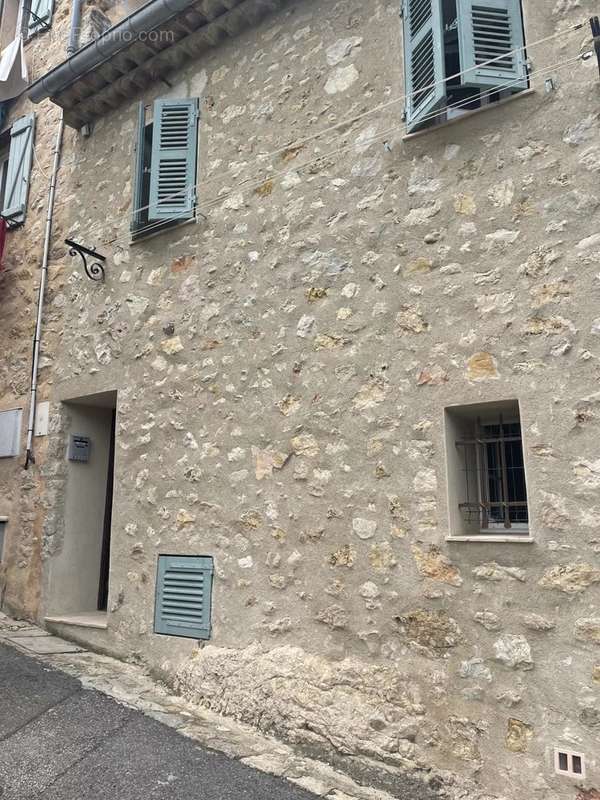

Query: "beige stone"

xmin=412 ymin=545 xmax=462 ymax=587
xmin=328 ymin=545 xmax=355 ymax=568
xmin=454 ymin=193 xmax=476 ymax=215
xmin=396 ymin=305 xmax=428 ymax=334
xmin=505 ymin=718 xmax=533 ymax=753
xmin=290 ymin=435 xmax=320 ymax=458
xmin=416 ymin=365 xmax=448 ymax=386
xmin=394 ymin=609 xmax=461 ymax=652
xmin=253 ymin=448 xmax=290 ymax=480
xmin=539 ymin=564 xmax=600 ymax=594
xmin=160 ymin=336 xmax=184 ymax=355
xmin=466 ymin=352 xmax=498 ymax=380
xmin=574 ymin=618 xmax=600 ymax=645
xmin=403 ymin=257 xmax=433 ymax=276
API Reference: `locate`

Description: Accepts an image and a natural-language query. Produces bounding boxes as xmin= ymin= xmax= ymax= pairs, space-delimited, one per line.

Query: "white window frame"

xmin=444 ymin=400 xmax=533 ymax=543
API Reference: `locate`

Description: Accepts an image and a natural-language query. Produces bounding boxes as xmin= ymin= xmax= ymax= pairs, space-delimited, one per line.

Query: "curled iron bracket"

xmin=591 ymin=17 xmax=600 ymax=77
xmin=65 ymin=238 xmax=106 ymax=282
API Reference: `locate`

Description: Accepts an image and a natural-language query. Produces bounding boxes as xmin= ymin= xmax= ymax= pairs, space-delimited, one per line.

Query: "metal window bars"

xmin=456 ymin=414 xmax=529 ymax=532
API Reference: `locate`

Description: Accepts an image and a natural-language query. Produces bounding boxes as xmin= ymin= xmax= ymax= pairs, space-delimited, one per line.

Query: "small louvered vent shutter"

xmin=148 ymin=98 xmax=198 ymax=222
xmin=457 ymin=0 xmax=527 ymax=88
xmin=3 ymin=114 xmax=35 ymax=225
xmin=154 ymin=555 xmax=213 ymax=639
xmin=28 ymin=0 xmax=53 ymax=35
xmin=403 ymin=0 xmax=445 ymax=132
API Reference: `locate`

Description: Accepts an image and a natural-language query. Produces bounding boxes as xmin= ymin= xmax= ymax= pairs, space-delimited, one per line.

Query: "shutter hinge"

xmin=399 ymin=1 xmax=405 ymax=18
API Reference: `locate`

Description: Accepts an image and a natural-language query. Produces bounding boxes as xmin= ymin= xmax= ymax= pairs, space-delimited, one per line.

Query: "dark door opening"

xmin=97 ymin=409 xmax=116 ymax=611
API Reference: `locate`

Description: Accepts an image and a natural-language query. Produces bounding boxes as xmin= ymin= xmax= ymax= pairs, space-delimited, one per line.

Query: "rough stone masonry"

xmin=2 ymin=0 xmax=600 ymax=799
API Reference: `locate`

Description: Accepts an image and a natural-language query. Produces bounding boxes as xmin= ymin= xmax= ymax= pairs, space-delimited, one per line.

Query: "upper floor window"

xmin=0 ymin=113 xmax=35 ymax=226
xmin=402 ymin=0 xmax=528 ymax=133
xmin=0 ymin=0 xmax=53 ymax=48
xmin=131 ymin=98 xmax=199 ymax=240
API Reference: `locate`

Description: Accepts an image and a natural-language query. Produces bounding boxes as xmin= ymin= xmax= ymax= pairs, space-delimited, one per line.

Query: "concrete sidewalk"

xmin=0 ymin=615 xmax=397 ymax=800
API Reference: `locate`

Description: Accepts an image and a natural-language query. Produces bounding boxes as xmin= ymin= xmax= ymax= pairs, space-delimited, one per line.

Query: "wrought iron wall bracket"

xmin=65 ymin=239 xmax=106 ymax=282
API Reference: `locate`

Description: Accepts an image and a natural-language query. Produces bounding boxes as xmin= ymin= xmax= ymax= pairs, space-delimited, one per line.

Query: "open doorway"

xmin=46 ymin=391 xmax=117 ymax=625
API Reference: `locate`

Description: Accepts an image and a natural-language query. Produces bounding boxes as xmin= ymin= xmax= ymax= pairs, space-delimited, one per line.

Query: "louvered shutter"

xmin=3 ymin=114 xmax=35 ymax=225
xmin=27 ymin=0 xmax=53 ymax=35
xmin=457 ymin=0 xmax=527 ymax=89
xmin=148 ymin=98 xmax=198 ymax=222
xmin=131 ymin=102 xmax=146 ymax=231
xmin=403 ymin=0 xmax=445 ymax=132
xmin=154 ymin=555 xmax=213 ymax=640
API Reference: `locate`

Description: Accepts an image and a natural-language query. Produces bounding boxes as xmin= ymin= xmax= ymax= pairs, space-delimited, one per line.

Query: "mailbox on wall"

xmin=68 ymin=434 xmax=91 ymax=462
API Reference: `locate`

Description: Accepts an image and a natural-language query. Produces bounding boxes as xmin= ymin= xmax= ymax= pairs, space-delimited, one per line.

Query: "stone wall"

xmin=18 ymin=0 xmax=600 ymax=797
xmin=0 ymin=0 xmax=77 ymax=616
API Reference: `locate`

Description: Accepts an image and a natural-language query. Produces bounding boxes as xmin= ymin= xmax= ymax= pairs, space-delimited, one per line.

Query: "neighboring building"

xmin=2 ymin=0 xmax=600 ymax=796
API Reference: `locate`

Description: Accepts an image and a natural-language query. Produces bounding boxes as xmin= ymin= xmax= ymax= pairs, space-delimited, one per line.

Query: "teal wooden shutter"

xmin=457 ymin=0 xmax=527 ymax=88
xmin=3 ymin=114 xmax=35 ymax=225
xmin=148 ymin=98 xmax=198 ymax=222
xmin=403 ymin=0 xmax=445 ymax=132
xmin=131 ymin=102 xmax=146 ymax=231
xmin=154 ymin=555 xmax=213 ymax=640
xmin=28 ymin=0 xmax=53 ymax=35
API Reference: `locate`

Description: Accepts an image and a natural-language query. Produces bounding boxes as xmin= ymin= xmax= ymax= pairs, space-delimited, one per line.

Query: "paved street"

xmin=0 ymin=643 xmax=317 ymax=800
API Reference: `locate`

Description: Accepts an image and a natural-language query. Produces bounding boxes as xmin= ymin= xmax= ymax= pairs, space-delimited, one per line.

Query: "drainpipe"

xmin=24 ymin=113 xmax=64 ymax=468
xmin=24 ymin=0 xmax=82 ymax=468
xmin=67 ymin=0 xmax=82 ymax=56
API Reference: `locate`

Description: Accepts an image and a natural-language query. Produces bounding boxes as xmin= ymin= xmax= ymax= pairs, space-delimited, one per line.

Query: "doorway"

xmin=46 ymin=391 xmax=117 ymax=621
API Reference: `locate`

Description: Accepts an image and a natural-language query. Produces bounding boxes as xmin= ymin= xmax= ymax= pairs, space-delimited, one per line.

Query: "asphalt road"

xmin=0 ymin=643 xmax=317 ymax=800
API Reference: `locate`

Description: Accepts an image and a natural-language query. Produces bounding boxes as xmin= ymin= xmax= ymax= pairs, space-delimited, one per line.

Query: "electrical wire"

xmin=95 ymin=51 xmax=588 ymax=247
xmin=105 ymin=52 xmax=587 ymax=245
xmin=99 ymin=50 xmax=590 ymax=248
xmin=32 ymin=144 xmax=49 ymax=179
xmin=55 ymin=18 xmax=589 ymax=228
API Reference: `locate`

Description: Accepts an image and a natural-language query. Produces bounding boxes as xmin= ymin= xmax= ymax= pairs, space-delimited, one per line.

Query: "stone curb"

xmin=0 ymin=612 xmax=396 ymax=800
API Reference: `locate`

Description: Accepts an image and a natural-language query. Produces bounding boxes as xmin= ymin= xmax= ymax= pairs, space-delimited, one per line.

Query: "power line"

xmin=100 ymin=50 xmax=589 ymax=248
xmin=55 ymin=19 xmax=588 ymax=228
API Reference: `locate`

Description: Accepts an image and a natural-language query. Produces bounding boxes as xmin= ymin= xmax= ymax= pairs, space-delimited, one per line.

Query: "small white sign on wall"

xmin=34 ymin=401 xmax=50 ymax=438
xmin=0 ymin=409 xmax=22 ymax=458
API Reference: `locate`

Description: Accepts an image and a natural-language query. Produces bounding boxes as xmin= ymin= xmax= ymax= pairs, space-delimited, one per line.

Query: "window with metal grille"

xmin=402 ymin=0 xmax=528 ymax=133
xmin=445 ymin=400 xmax=530 ymax=538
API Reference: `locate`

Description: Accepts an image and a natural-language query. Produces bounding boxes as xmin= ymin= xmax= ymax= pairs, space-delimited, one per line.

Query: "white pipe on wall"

xmin=24 ymin=0 xmax=83 ymax=468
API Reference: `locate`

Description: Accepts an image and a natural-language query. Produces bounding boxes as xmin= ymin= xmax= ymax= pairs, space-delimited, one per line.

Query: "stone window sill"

xmin=403 ymin=88 xmax=536 ymax=141
xmin=129 ymin=214 xmax=197 ymax=246
xmin=446 ymin=535 xmax=534 ymax=544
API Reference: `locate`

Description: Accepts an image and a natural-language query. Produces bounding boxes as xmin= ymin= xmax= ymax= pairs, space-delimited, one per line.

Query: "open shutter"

xmin=154 ymin=555 xmax=213 ymax=640
xmin=403 ymin=0 xmax=445 ymax=132
xmin=148 ymin=98 xmax=198 ymax=222
xmin=131 ymin=102 xmax=146 ymax=231
xmin=3 ymin=113 xmax=35 ymax=224
xmin=27 ymin=0 xmax=53 ymax=35
xmin=457 ymin=0 xmax=527 ymax=88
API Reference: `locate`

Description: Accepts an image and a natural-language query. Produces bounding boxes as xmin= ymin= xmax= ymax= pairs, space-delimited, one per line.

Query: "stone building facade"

xmin=2 ymin=0 xmax=600 ymax=797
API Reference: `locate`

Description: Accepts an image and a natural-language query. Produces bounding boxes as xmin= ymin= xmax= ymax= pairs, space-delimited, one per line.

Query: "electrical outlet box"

xmin=68 ymin=434 xmax=91 ymax=463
